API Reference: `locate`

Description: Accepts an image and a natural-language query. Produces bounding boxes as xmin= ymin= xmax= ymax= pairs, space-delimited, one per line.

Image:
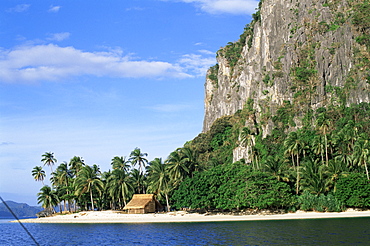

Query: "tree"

xmin=166 ymin=148 xmax=189 ymax=187
xmin=69 ymin=156 xmax=85 ymax=177
xmin=41 ymin=152 xmax=57 ymax=172
xmin=284 ymin=131 xmax=303 ymax=194
xmin=74 ymin=165 xmax=104 ymax=211
xmin=312 ymin=135 xmax=325 ymax=165
xmin=316 ymin=114 xmax=332 ymax=166
xmin=129 ymin=169 xmax=146 ymax=194
xmin=240 ymin=127 xmax=256 ymax=164
xmin=181 ymin=146 xmax=200 ymax=177
xmin=300 ymin=159 xmax=330 ymax=195
xmin=107 ymin=168 xmax=133 ymax=208
xmin=37 ymin=186 xmax=59 ymax=213
xmin=50 ymin=162 xmax=74 ymax=212
xmin=354 ymin=133 xmax=370 ymax=180
xmin=263 ymin=155 xmax=289 ymax=182
xmin=129 ymin=148 xmax=148 ymax=175
xmin=32 ymin=166 xmax=46 ymax=185
xmin=147 ymin=158 xmax=172 ymax=211
xmin=111 ymin=156 xmax=130 ymax=172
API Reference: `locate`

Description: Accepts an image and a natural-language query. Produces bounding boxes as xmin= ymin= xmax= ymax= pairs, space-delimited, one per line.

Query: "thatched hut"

xmin=124 ymin=194 xmax=162 ymax=214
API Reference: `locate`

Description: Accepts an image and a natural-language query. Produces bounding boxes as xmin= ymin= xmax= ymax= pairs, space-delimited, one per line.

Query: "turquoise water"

xmin=1 ymin=217 xmax=370 ymax=245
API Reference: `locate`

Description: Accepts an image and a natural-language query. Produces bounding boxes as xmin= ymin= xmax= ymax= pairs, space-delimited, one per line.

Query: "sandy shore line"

xmin=13 ymin=210 xmax=370 ymax=224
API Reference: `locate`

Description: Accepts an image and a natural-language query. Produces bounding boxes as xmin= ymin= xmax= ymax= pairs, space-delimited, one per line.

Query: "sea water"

xmin=1 ymin=217 xmax=370 ymax=245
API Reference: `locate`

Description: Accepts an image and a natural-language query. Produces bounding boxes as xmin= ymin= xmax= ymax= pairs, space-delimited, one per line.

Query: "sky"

xmin=0 ymin=0 xmax=256 ymax=206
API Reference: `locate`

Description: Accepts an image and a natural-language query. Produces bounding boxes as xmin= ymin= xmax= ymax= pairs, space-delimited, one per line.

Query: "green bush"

xmin=335 ymin=173 xmax=370 ymax=208
xmin=298 ymin=191 xmax=343 ymax=212
xmin=172 ymin=163 xmax=295 ymax=210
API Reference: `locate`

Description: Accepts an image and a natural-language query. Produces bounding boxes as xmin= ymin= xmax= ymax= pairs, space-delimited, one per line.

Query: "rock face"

xmin=203 ymin=0 xmax=369 ymax=136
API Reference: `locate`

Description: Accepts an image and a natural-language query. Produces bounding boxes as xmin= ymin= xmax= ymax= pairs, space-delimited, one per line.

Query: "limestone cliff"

xmin=203 ymin=0 xmax=369 ymax=162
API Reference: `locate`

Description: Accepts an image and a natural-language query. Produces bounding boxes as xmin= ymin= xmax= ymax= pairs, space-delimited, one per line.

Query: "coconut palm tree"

xmin=166 ymin=149 xmax=189 ymax=186
xmin=32 ymin=166 xmax=46 ymax=185
xmin=129 ymin=148 xmax=148 ymax=175
xmin=74 ymin=165 xmax=104 ymax=211
xmin=41 ymin=152 xmax=57 ymax=172
xmin=300 ymin=159 xmax=330 ymax=195
xmin=284 ymin=131 xmax=303 ymax=194
xmin=316 ymin=115 xmax=332 ymax=166
xmin=312 ymin=135 xmax=325 ymax=165
xmin=69 ymin=156 xmax=85 ymax=177
xmin=354 ymin=133 xmax=370 ymax=180
xmin=50 ymin=162 xmax=74 ymax=212
xmin=37 ymin=185 xmax=59 ymax=213
xmin=240 ymin=127 xmax=256 ymax=164
xmin=129 ymin=168 xmax=146 ymax=194
xmin=263 ymin=155 xmax=289 ymax=182
xmin=181 ymin=146 xmax=200 ymax=177
xmin=107 ymin=168 xmax=133 ymax=208
xmin=111 ymin=156 xmax=130 ymax=172
xmin=147 ymin=158 xmax=171 ymax=211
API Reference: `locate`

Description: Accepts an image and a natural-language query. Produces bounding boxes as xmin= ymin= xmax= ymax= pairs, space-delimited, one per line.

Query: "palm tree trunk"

xmin=90 ymin=189 xmax=94 ymax=211
xmin=325 ymin=135 xmax=328 ymax=166
xmin=296 ymin=154 xmax=300 ymax=195
xmin=165 ymin=194 xmax=170 ymax=212
xmin=365 ymin=161 xmax=369 ymax=180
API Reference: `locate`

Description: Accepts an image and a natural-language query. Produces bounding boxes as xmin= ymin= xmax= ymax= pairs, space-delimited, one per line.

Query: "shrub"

xmin=335 ymin=173 xmax=370 ymax=208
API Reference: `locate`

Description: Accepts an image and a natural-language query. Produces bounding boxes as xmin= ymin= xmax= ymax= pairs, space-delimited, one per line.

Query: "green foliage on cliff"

xmin=173 ymin=102 xmax=370 ymax=211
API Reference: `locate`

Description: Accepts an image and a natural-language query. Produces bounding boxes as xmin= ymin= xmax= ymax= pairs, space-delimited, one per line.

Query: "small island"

xmin=26 ymin=0 xmax=370 ymax=223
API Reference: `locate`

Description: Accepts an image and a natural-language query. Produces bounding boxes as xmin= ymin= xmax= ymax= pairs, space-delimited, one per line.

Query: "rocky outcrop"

xmin=203 ymin=0 xmax=369 ymax=135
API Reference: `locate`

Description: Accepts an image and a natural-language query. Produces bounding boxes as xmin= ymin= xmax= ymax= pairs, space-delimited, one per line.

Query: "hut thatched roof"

xmin=124 ymin=194 xmax=154 ymax=209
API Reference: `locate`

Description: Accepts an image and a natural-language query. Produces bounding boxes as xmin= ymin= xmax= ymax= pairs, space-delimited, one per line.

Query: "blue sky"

xmin=0 ymin=0 xmax=256 ymax=206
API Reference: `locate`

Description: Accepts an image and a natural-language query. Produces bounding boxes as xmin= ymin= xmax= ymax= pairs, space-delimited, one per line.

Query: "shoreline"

xmin=12 ymin=210 xmax=370 ymax=224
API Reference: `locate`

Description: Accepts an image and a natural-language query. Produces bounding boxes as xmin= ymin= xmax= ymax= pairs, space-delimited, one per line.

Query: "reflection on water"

xmin=1 ymin=217 xmax=370 ymax=245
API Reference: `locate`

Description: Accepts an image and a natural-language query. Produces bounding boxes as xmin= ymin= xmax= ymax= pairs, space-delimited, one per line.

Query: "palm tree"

xmin=300 ymin=159 xmax=330 ymax=195
xmin=166 ymin=149 xmax=189 ymax=187
xmin=107 ymin=169 xmax=133 ymax=208
xmin=32 ymin=166 xmax=46 ymax=185
xmin=37 ymin=185 xmax=59 ymax=213
xmin=312 ymin=135 xmax=325 ymax=165
xmin=284 ymin=131 xmax=303 ymax=194
xmin=316 ymin=115 xmax=332 ymax=166
xmin=74 ymin=165 xmax=105 ymax=211
xmin=354 ymin=134 xmax=370 ymax=180
xmin=50 ymin=162 xmax=73 ymax=212
xmin=240 ymin=127 xmax=256 ymax=164
xmin=129 ymin=168 xmax=146 ymax=194
xmin=147 ymin=158 xmax=171 ymax=211
xmin=129 ymin=148 xmax=148 ymax=174
xmin=181 ymin=146 xmax=200 ymax=176
xmin=41 ymin=152 xmax=57 ymax=172
xmin=263 ymin=155 xmax=289 ymax=182
xmin=111 ymin=156 xmax=130 ymax=172
xmin=69 ymin=156 xmax=85 ymax=177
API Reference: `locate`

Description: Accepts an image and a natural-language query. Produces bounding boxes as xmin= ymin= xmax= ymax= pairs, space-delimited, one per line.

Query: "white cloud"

xmin=0 ymin=44 xmax=217 ymax=83
xmin=48 ymin=5 xmax=61 ymax=13
xmin=167 ymin=0 xmax=258 ymax=15
xmin=7 ymin=4 xmax=30 ymax=13
xmin=0 ymin=44 xmax=192 ymax=83
xmin=178 ymin=51 xmax=216 ymax=77
xmin=46 ymin=32 xmax=70 ymax=41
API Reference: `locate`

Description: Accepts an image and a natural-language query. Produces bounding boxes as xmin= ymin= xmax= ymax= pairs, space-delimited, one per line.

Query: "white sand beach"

xmin=14 ymin=209 xmax=370 ymax=224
